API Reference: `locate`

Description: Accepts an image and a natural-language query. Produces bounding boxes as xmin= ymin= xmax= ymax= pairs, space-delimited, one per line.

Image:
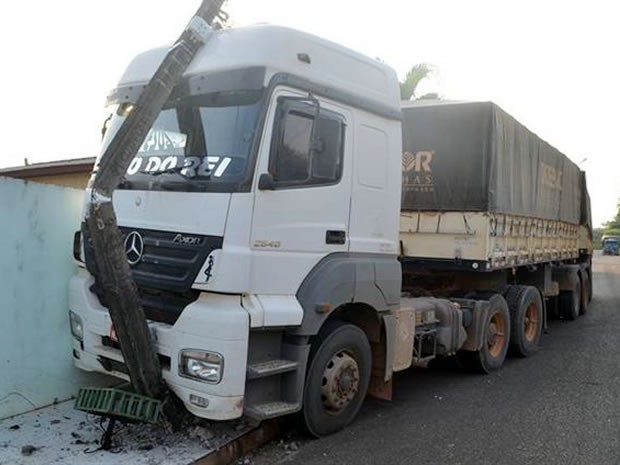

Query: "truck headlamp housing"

xmin=179 ymin=350 xmax=223 ymax=384
xmin=69 ymin=311 xmax=84 ymax=342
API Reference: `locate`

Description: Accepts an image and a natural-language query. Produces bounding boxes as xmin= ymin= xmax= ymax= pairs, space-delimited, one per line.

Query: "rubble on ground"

xmin=0 ymin=400 xmax=252 ymax=465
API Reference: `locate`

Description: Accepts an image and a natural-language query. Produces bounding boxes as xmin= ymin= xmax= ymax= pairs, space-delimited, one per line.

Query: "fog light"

xmin=179 ymin=350 xmax=223 ymax=384
xmin=189 ymin=394 xmax=210 ymax=408
xmin=69 ymin=311 xmax=83 ymax=342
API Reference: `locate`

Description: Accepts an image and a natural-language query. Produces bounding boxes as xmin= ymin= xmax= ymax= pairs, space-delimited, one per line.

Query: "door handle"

xmin=326 ymin=230 xmax=346 ymax=245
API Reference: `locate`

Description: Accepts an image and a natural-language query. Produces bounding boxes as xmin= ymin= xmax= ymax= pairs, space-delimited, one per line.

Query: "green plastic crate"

xmin=75 ymin=386 xmax=162 ymax=424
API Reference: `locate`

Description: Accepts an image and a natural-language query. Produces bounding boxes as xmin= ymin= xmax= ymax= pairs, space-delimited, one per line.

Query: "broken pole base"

xmin=101 ymin=418 xmax=117 ymax=451
xmin=87 ymin=201 xmax=163 ymax=399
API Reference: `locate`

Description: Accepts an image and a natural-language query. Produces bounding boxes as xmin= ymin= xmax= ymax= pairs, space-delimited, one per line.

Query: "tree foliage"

xmin=400 ymin=63 xmax=435 ymax=100
xmin=603 ymin=197 xmax=620 ymax=231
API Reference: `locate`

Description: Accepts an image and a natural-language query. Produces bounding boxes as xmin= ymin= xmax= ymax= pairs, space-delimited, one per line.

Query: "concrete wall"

xmin=0 ymin=177 xmax=110 ymax=419
xmin=22 ymin=172 xmax=91 ymax=189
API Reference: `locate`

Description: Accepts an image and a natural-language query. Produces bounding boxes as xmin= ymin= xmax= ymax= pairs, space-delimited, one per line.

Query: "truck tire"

xmin=559 ymin=273 xmax=581 ymax=321
xmin=457 ymin=294 xmax=510 ymax=374
xmin=504 ymin=285 xmax=543 ymax=357
xmin=302 ymin=321 xmax=371 ymax=437
xmin=580 ymin=272 xmax=589 ymax=315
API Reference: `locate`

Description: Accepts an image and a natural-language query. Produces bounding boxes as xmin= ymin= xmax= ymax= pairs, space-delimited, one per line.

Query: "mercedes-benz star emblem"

xmin=124 ymin=231 xmax=144 ymax=266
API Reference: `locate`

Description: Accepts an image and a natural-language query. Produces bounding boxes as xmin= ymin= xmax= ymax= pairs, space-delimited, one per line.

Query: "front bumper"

xmin=69 ymin=269 xmax=249 ymax=420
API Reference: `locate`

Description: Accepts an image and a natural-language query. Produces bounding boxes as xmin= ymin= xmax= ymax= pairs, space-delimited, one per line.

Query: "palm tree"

xmin=400 ymin=63 xmax=435 ymax=101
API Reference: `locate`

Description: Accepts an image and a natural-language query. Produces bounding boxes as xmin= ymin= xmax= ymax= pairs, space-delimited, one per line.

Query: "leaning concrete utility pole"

xmin=86 ymin=0 xmax=226 ymax=400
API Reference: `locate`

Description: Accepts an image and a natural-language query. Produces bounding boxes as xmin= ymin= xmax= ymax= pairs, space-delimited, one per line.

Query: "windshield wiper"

xmin=117 ymin=178 xmax=135 ymax=189
xmin=140 ymin=166 xmax=193 ymax=178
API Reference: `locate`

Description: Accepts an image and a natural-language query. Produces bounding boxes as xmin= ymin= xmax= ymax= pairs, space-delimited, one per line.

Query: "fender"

xmin=453 ymin=299 xmax=490 ymax=352
xmin=292 ymin=253 xmax=401 ymax=337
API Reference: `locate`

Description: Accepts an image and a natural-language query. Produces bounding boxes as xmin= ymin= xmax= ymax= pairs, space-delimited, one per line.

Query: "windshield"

xmin=97 ymin=89 xmax=263 ymax=192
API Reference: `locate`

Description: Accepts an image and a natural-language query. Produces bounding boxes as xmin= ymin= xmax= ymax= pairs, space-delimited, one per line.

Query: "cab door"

xmin=250 ymin=89 xmax=352 ymax=294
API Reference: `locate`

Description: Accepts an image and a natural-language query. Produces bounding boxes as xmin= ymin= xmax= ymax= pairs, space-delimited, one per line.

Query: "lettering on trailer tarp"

xmin=540 ymin=162 xmax=563 ymax=191
xmin=402 ymin=150 xmax=434 ymax=193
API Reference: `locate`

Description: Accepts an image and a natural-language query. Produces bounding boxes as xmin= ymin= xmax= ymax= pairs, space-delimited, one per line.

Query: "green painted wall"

xmin=0 ymin=177 xmax=110 ymax=419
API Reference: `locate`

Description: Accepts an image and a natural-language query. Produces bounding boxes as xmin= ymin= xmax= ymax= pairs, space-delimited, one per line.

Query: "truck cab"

xmin=70 ymin=25 xmax=404 ymax=435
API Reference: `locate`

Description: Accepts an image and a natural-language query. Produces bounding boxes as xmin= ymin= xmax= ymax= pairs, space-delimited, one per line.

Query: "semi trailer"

xmin=69 ymin=23 xmax=593 ymax=437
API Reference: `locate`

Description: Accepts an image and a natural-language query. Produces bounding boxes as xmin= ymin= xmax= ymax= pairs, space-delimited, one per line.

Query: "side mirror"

xmin=258 ymin=173 xmax=276 ymax=190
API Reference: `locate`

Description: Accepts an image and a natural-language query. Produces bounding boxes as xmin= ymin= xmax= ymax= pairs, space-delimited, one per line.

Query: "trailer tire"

xmin=580 ymin=272 xmax=589 ymax=315
xmin=559 ymin=273 xmax=581 ymax=321
xmin=457 ymin=294 xmax=510 ymax=374
xmin=504 ymin=285 xmax=543 ymax=357
xmin=302 ymin=320 xmax=371 ymax=437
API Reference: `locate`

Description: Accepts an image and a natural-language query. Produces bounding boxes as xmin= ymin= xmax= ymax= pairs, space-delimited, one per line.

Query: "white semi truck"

xmin=69 ymin=24 xmax=593 ymax=436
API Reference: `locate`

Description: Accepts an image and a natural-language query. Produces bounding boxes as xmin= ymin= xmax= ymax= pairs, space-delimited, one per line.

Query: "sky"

xmin=0 ymin=0 xmax=618 ymax=226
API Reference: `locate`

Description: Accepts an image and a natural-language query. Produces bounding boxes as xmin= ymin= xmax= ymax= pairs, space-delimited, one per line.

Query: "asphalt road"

xmin=255 ymin=253 xmax=620 ymax=465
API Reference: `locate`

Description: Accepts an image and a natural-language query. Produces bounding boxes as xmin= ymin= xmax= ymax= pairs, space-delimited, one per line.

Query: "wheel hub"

xmin=486 ymin=311 xmax=507 ymax=358
xmin=524 ymin=303 xmax=539 ymax=341
xmin=487 ymin=322 xmax=497 ymax=343
xmin=321 ymin=351 xmax=360 ymax=413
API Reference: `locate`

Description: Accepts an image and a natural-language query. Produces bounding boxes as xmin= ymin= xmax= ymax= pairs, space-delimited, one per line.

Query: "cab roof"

xmin=116 ymin=24 xmax=400 ymax=116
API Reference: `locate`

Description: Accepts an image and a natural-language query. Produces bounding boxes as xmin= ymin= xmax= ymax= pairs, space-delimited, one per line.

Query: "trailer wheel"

xmin=457 ymin=294 xmax=510 ymax=374
xmin=559 ymin=273 xmax=581 ymax=321
xmin=302 ymin=321 xmax=371 ymax=437
xmin=579 ymin=272 xmax=589 ymax=315
xmin=504 ymin=285 xmax=543 ymax=357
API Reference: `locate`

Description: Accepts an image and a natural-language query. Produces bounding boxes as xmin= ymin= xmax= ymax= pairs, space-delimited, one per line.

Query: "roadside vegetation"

xmin=400 ymin=63 xmax=440 ymax=100
xmin=594 ymin=197 xmax=620 ymax=248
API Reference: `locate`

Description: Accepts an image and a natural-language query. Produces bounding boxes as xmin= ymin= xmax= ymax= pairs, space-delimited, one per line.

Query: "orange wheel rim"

xmin=487 ymin=311 xmax=507 ymax=358
xmin=524 ymin=303 xmax=539 ymax=341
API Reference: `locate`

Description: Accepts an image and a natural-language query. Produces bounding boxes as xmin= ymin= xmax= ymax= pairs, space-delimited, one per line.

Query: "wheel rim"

xmin=487 ymin=310 xmax=507 ymax=358
xmin=321 ymin=351 xmax=360 ymax=414
xmin=524 ymin=303 xmax=539 ymax=341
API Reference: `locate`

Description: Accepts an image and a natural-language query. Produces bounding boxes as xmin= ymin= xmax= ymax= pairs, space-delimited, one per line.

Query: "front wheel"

xmin=302 ymin=321 xmax=371 ymax=437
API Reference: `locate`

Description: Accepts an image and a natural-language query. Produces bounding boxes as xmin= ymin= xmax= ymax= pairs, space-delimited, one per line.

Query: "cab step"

xmin=245 ymin=401 xmax=301 ymax=420
xmin=246 ymin=359 xmax=299 ymax=380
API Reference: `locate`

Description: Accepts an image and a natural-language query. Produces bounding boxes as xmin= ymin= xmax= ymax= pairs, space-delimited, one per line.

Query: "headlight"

xmin=69 ymin=311 xmax=83 ymax=341
xmin=179 ymin=350 xmax=223 ymax=384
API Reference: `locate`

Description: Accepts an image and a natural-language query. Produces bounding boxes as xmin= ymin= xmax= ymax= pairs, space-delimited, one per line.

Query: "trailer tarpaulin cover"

xmin=401 ymin=101 xmax=582 ymax=224
xmin=580 ymin=171 xmax=592 ymax=228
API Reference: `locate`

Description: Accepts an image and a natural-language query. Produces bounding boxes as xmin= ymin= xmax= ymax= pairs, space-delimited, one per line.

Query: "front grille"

xmin=83 ymin=223 xmax=221 ymax=323
xmin=89 ymin=281 xmax=199 ymax=325
xmin=138 ymin=286 xmax=199 ymax=324
xmin=118 ymin=227 xmax=223 ymax=292
xmin=99 ymin=344 xmax=171 ymax=371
